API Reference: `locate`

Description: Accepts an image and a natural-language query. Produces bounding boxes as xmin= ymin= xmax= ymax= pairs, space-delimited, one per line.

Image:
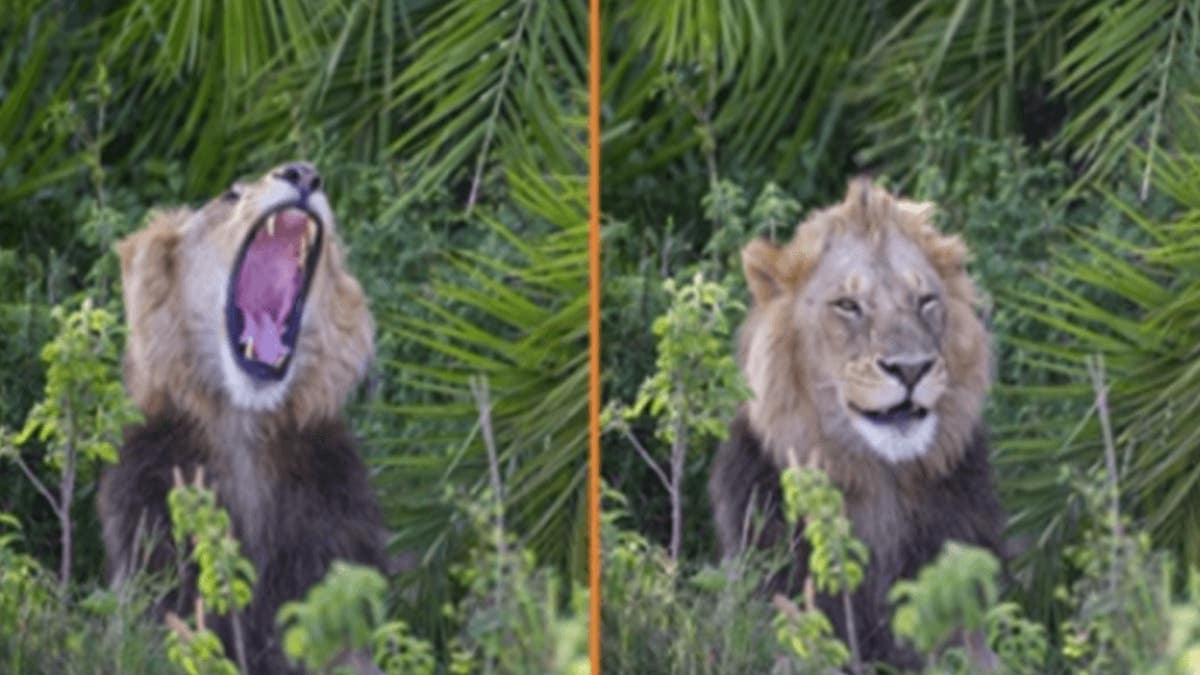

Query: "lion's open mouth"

xmin=850 ymin=400 xmax=929 ymax=427
xmin=225 ymin=204 xmax=323 ymax=381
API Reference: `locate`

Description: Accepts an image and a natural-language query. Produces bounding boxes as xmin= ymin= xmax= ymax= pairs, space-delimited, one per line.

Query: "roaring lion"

xmin=99 ymin=162 xmax=386 ymax=673
xmin=709 ymin=178 xmax=1005 ymax=668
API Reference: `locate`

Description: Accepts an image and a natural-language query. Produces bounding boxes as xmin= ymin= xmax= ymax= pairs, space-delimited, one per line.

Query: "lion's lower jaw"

xmin=849 ymin=413 xmax=937 ymax=463
xmin=217 ymin=339 xmax=296 ymax=411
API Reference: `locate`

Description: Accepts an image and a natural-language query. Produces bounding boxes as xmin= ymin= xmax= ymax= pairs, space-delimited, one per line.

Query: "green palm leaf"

xmin=1004 ymin=151 xmax=1200 ymax=615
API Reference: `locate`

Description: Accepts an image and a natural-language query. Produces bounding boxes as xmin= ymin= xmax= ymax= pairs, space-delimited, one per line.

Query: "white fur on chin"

xmin=218 ymin=344 xmax=296 ymax=411
xmin=849 ymin=413 xmax=937 ymax=463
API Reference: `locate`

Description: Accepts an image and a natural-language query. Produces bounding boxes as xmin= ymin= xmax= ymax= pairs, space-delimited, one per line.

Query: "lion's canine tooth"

xmin=244 ymin=337 xmax=255 ymax=359
xmin=266 ymin=214 xmax=276 ymax=237
xmin=273 ymin=354 xmax=285 ymax=368
xmin=305 ymin=218 xmax=316 ymax=242
xmin=298 ymin=237 xmax=308 ymax=262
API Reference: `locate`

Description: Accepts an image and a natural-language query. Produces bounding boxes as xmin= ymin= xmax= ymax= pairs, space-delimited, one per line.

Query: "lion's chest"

xmin=206 ymin=418 xmax=277 ymax=552
xmin=844 ymin=487 xmax=916 ymax=583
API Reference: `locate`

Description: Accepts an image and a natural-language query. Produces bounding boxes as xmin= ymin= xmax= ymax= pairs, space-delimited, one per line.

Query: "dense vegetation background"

xmin=1 ymin=0 xmax=591 ymax=672
xmin=598 ymin=1 xmax=1200 ymax=672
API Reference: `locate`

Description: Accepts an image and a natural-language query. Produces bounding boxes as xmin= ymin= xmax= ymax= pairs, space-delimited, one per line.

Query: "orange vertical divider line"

xmin=587 ymin=0 xmax=602 ymax=671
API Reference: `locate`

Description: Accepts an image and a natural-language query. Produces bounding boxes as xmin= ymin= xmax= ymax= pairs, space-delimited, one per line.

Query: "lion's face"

xmin=739 ymin=179 xmax=989 ymax=476
xmin=796 ymin=228 xmax=951 ymax=462
xmin=118 ymin=162 xmax=373 ymax=424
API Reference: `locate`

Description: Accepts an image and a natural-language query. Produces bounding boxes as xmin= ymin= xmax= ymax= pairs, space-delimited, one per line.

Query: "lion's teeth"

xmin=266 ymin=215 xmax=276 ymax=237
xmin=305 ymin=218 xmax=316 ymax=242
xmin=298 ymin=238 xmax=307 ymax=262
xmin=273 ymin=354 xmax=285 ymax=368
xmin=243 ymin=337 xmax=255 ymax=359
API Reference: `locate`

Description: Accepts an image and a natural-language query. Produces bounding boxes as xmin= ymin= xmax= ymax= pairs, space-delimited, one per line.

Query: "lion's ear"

xmin=115 ymin=209 xmax=189 ymax=263
xmin=742 ymin=238 xmax=785 ymax=305
xmin=895 ymin=198 xmax=935 ymax=222
xmin=116 ymin=210 xmax=189 ymax=321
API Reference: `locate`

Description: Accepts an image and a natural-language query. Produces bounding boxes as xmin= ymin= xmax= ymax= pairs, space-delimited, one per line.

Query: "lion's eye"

xmin=832 ymin=298 xmax=862 ymax=315
xmin=222 ymin=186 xmax=242 ymax=202
xmin=918 ymin=294 xmax=939 ymax=311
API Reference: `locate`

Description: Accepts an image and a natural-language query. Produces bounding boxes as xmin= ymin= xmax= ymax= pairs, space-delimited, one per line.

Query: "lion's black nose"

xmin=878 ymin=357 xmax=934 ymax=389
xmin=275 ymin=163 xmax=322 ymax=195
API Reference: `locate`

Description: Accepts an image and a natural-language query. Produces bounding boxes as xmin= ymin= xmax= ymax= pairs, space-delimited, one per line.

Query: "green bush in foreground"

xmin=0 ymin=465 xmax=589 ymax=674
xmin=602 ymin=448 xmax=1200 ymax=675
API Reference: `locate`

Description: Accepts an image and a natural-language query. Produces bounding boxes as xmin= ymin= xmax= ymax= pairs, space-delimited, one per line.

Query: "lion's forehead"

xmin=804 ymin=231 xmax=938 ymax=304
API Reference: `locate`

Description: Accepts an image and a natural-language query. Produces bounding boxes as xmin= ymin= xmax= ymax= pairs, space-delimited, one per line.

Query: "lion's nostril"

xmin=879 ymin=358 xmax=934 ymax=388
xmin=274 ymin=163 xmax=322 ymax=195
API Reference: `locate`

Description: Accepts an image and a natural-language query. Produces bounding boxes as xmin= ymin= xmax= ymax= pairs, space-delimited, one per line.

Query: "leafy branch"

xmin=605 ymin=272 xmax=747 ymax=562
xmin=166 ymin=467 xmax=256 ymax=674
xmin=779 ymin=463 xmax=868 ymax=672
xmin=0 ymin=299 xmax=138 ymax=592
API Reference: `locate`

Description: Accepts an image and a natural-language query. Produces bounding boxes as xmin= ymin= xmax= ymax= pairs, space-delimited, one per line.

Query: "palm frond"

xmin=385 ymin=0 xmax=588 ymax=208
xmin=375 ymin=177 xmax=588 ymax=628
xmin=1051 ymin=0 xmax=1199 ymax=196
xmin=855 ymin=0 xmax=1077 ymax=170
xmin=1004 ymin=150 xmax=1200 ymax=612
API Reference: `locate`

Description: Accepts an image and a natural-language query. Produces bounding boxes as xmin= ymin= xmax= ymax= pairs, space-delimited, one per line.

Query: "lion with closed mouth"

xmin=709 ymin=178 xmax=1005 ymax=669
xmin=99 ymin=162 xmax=386 ymax=674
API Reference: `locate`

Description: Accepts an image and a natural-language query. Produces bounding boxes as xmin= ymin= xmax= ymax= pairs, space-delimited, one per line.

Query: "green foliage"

xmin=164 ymin=472 xmax=254 ymax=674
xmin=986 ymin=602 xmax=1051 ymax=675
xmin=277 ymin=562 xmax=435 ymax=675
xmin=0 ymin=513 xmax=53 ymax=642
xmin=600 ymin=488 xmax=795 ymax=674
xmin=444 ymin=490 xmax=590 ymax=675
xmin=278 ymin=562 xmax=385 ymax=669
xmin=771 ymin=601 xmax=850 ymax=672
xmin=857 ymin=0 xmax=1200 ymax=193
xmin=165 ymin=626 xmax=239 ymax=675
xmin=372 ymin=620 xmax=438 ymax=675
xmin=624 ymin=273 xmax=747 ymax=449
xmin=167 ymin=473 xmax=256 ymax=617
xmin=0 ymin=298 xmax=138 ymax=588
xmin=0 ymin=511 xmax=177 ymax=673
xmin=388 ymin=0 xmax=590 ymax=205
xmin=1006 ymin=154 xmax=1200 ymax=605
xmin=774 ymin=466 xmax=863 ymax=671
xmin=606 ymin=270 xmax=749 ymax=561
xmin=9 ymin=299 xmax=137 ymax=470
xmin=890 ymin=543 xmax=1000 ymax=654
xmin=780 ymin=466 xmax=867 ymax=597
xmin=378 ymin=157 xmax=592 ymax=612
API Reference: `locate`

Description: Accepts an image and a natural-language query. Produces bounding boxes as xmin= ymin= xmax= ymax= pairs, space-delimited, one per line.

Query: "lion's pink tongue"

xmin=235 ymin=209 xmax=308 ymax=365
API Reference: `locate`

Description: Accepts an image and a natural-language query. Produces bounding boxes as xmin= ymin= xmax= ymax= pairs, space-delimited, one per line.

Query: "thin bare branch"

xmin=1087 ymin=354 xmax=1123 ymax=542
xmin=470 ymin=374 xmax=508 ymax=559
xmin=669 ymin=405 xmax=686 ymax=561
xmin=9 ymin=450 xmax=63 ymax=520
xmin=619 ymin=422 xmax=672 ymax=497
